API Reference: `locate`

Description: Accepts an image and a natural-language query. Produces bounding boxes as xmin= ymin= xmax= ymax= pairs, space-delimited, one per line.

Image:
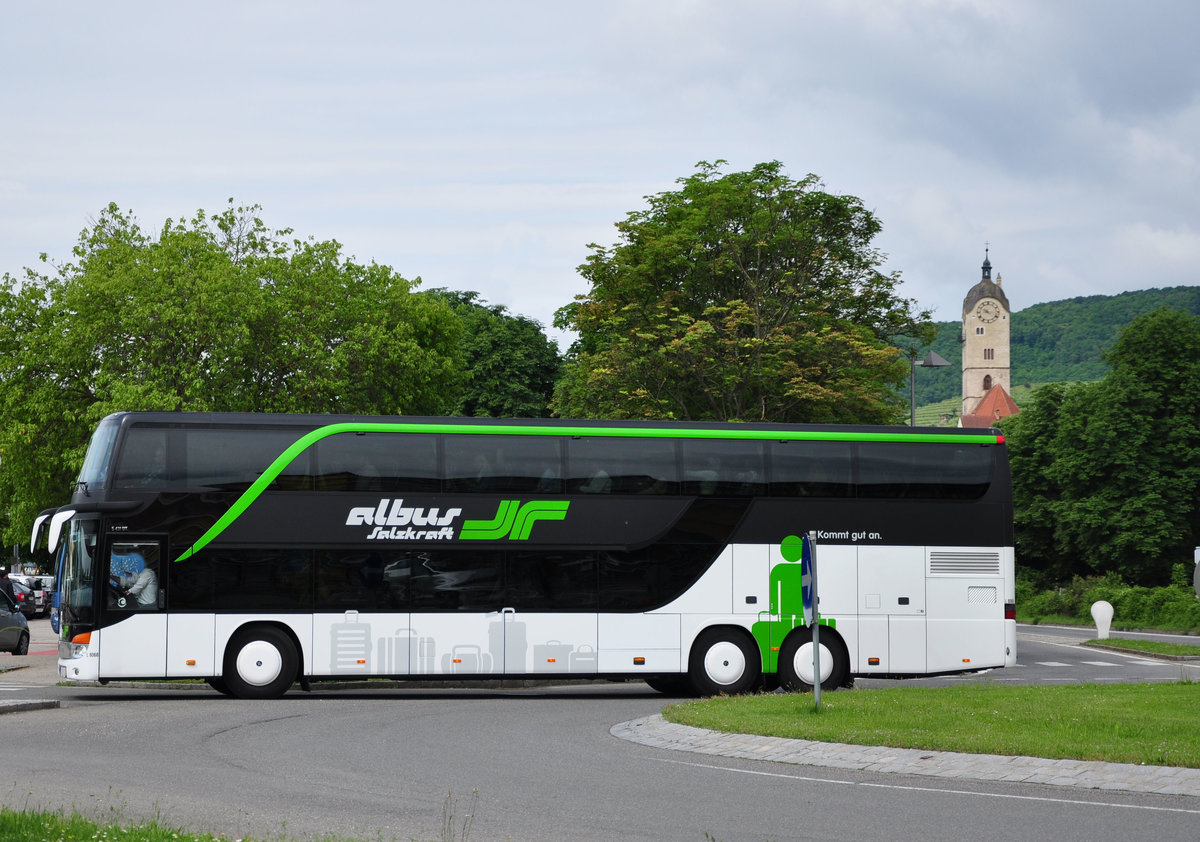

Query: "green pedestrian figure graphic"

xmin=752 ymin=534 xmax=833 ymax=673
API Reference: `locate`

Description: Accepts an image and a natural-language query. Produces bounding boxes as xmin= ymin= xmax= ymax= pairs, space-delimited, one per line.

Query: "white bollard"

xmin=1090 ymin=600 xmax=1114 ymax=639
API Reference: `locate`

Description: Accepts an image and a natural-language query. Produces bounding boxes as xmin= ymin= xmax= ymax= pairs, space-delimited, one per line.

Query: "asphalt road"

xmin=1 ymin=621 xmax=1198 ymax=842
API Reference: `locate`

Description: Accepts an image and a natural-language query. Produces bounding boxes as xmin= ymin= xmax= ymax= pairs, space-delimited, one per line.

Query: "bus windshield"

xmin=77 ymin=415 xmax=120 ymax=492
xmin=60 ymin=518 xmax=98 ymax=629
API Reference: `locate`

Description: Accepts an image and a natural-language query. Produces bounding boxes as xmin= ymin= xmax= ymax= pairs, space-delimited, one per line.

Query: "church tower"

xmin=961 ymin=249 xmax=1011 ymax=417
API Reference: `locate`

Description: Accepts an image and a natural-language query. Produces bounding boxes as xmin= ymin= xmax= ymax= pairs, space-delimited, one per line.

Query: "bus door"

xmin=858 ymin=545 xmax=927 ymax=674
xmin=98 ymin=535 xmax=167 ymax=678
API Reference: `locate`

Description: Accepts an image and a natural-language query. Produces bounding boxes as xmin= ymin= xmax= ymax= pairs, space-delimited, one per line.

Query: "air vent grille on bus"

xmin=929 ymin=551 xmax=1001 ymax=576
xmin=968 ymin=586 xmax=998 ymax=604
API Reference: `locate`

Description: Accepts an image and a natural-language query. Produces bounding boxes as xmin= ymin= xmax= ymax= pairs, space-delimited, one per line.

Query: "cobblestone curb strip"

xmin=611 ymin=714 xmax=1200 ymax=798
xmin=0 ymin=699 xmax=60 ymax=715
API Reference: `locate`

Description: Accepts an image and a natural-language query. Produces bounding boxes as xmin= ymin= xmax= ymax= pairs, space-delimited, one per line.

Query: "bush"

xmin=1017 ymin=573 xmax=1200 ymax=632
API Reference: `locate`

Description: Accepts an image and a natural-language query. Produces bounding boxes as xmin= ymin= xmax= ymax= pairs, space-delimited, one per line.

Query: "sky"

xmin=3 ymin=1 xmax=1198 ymax=347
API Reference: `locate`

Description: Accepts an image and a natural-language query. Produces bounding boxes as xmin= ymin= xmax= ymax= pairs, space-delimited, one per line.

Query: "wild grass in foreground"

xmin=664 ymin=681 xmax=1200 ymax=767
xmin=0 ymin=789 xmax=478 ymax=842
xmin=0 ymin=808 xmax=243 ymax=842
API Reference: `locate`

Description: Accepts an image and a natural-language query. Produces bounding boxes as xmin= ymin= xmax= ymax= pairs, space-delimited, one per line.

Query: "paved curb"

xmin=0 ymin=699 xmax=60 ymax=715
xmin=611 ymin=714 xmax=1200 ymax=797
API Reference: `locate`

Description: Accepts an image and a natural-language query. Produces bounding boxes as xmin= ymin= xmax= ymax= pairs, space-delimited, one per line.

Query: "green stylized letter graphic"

xmin=459 ymin=500 xmax=521 ymax=540
xmin=460 ymin=500 xmax=569 ymax=540
xmin=509 ymin=501 xmax=570 ymax=540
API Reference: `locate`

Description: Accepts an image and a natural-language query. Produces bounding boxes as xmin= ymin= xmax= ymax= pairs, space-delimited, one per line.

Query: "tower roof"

xmin=963 ymin=248 xmax=1010 ymax=316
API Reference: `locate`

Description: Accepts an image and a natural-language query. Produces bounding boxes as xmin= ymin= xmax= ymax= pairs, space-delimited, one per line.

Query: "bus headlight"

xmin=59 ymin=631 xmax=91 ymax=659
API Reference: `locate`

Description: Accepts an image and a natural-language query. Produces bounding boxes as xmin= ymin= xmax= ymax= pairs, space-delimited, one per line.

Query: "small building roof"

xmin=960 ymin=383 xmax=1020 ymax=427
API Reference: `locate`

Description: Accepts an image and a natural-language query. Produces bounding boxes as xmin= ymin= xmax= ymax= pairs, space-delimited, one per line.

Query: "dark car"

xmin=10 ymin=574 xmax=49 ymax=618
xmin=10 ymin=581 xmax=38 ymax=620
xmin=0 ymin=590 xmax=30 ymax=655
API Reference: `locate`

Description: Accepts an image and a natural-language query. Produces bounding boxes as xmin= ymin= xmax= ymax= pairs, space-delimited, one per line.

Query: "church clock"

xmin=975 ymin=300 xmax=1001 ymax=323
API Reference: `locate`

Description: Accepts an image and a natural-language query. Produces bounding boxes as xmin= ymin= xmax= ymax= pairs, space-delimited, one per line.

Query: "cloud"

xmin=2 ymin=0 xmax=1198 ymax=342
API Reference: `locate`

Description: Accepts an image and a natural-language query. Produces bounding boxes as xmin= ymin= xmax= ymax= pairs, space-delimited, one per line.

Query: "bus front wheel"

xmin=223 ymin=626 xmax=298 ymax=700
xmin=688 ymin=628 xmax=761 ymax=696
xmin=778 ymin=628 xmax=849 ymax=693
xmin=644 ymin=675 xmax=695 ymax=696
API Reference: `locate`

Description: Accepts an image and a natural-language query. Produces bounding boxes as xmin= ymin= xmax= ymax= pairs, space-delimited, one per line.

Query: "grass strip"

xmin=1084 ymin=638 xmax=1200 ymax=658
xmin=664 ymin=681 xmax=1200 ymax=767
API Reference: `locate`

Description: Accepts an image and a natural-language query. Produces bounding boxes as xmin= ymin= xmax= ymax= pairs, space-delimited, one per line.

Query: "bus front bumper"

xmin=58 ymin=638 xmax=99 ymax=682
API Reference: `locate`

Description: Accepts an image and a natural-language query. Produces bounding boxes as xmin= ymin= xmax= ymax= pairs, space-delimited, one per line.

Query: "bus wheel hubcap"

xmin=704 ymin=641 xmax=746 ymax=685
xmin=236 ymin=640 xmax=283 ymax=686
xmin=794 ymin=642 xmax=834 ymax=685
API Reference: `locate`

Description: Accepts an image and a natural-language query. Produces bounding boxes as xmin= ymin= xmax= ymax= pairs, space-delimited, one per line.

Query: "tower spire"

xmin=982 ymin=243 xmax=992 ymax=281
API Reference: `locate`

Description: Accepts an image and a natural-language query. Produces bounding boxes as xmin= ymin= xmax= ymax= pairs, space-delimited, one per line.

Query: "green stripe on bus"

xmin=172 ymin=421 xmax=1001 ymax=562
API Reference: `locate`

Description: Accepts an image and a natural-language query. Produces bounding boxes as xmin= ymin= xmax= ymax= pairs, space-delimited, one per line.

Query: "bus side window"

xmin=185 ymin=429 xmax=311 ymax=491
xmin=682 ymin=440 xmax=766 ymax=496
xmin=769 ymin=441 xmax=852 ymax=497
xmin=567 ymin=438 xmax=679 ymax=495
xmin=113 ymin=429 xmax=170 ymax=488
xmin=107 ymin=542 xmax=161 ymax=610
xmin=315 ymin=432 xmax=439 ymax=492
xmin=443 ymin=435 xmax=562 ymax=494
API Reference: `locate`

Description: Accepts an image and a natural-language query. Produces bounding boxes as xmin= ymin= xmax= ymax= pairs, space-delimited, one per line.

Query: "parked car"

xmin=10 ymin=581 xmax=38 ymax=620
xmin=10 ymin=574 xmax=50 ymax=618
xmin=0 ymin=590 xmax=30 ymax=655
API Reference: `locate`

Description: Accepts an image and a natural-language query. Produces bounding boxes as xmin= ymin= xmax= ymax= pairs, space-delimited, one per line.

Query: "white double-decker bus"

xmin=33 ymin=412 xmax=1016 ymax=698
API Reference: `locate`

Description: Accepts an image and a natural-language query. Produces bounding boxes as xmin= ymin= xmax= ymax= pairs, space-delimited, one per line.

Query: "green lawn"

xmin=1084 ymin=638 xmax=1200 ymax=658
xmin=664 ymin=681 xmax=1200 ymax=767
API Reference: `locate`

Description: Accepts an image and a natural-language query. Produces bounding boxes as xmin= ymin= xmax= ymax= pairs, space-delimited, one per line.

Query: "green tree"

xmin=1002 ymin=381 xmax=1072 ymax=582
xmin=1004 ymin=307 xmax=1200 ymax=585
xmin=552 ymin=161 xmax=931 ymax=422
xmin=427 ymin=290 xmax=562 ymax=417
xmin=0 ymin=202 xmax=464 ymax=545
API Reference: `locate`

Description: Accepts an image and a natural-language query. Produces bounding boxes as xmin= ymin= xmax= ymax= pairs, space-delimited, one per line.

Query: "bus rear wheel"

xmin=223 ymin=626 xmax=298 ymax=700
xmin=688 ymin=628 xmax=761 ymax=696
xmin=778 ymin=627 xmax=849 ymax=693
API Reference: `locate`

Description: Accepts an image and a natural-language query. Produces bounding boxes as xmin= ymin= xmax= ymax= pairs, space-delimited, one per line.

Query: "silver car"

xmin=0 ymin=590 xmax=30 ymax=655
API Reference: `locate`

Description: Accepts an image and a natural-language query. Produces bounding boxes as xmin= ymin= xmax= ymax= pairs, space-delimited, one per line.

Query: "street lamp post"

xmin=909 ymin=350 xmax=951 ymax=426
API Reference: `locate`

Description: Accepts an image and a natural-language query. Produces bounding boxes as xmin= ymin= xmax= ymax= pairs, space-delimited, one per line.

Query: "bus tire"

xmin=205 ymin=676 xmax=234 ymax=696
xmin=223 ymin=626 xmax=298 ymax=700
xmin=644 ymin=675 xmax=695 ymax=696
xmin=688 ymin=627 xmax=761 ymax=696
xmin=778 ymin=627 xmax=849 ymax=693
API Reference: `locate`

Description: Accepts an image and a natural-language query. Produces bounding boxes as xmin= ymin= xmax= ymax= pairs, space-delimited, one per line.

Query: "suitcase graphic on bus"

xmin=534 ymin=640 xmax=572 ymax=672
xmin=569 ymin=644 xmax=597 ymax=671
xmin=376 ymin=628 xmax=416 ymax=674
xmin=330 ymin=610 xmax=372 ymax=673
xmin=442 ymin=644 xmax=492 ymax=674
xmin=416 ymin=635 xmax=437 ymax=674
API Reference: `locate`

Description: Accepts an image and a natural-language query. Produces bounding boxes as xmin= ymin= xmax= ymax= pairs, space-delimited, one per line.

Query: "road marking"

xmin=651 ymin=756 xmax=1200 ymax=815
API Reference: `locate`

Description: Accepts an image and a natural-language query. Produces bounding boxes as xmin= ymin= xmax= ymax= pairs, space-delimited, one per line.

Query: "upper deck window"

xmin=113 ymin=425 xmax=310 ymax=491
xmin=857 ymin=442 xmax=991 ymax=500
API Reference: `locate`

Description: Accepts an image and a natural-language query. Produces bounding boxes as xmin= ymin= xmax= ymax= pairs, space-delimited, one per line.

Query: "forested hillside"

xmin=911 ymin=286 xmax=1200 ymax=407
